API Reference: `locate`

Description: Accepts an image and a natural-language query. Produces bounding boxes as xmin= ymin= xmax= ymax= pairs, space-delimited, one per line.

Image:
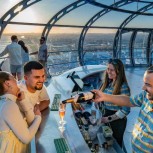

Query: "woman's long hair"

xmin=100 ymin=59 xmax=130 ymax=95
xmin=18 ymin=40 xmax=29 ymax=53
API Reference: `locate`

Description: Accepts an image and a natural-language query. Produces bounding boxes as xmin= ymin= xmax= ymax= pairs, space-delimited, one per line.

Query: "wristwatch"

xmin=108 ymin=116 xmax=112 ymax=121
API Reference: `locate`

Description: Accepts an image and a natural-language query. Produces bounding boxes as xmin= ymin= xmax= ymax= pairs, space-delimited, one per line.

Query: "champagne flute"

xmin=59 ymin=103 xmax=66 ymax=125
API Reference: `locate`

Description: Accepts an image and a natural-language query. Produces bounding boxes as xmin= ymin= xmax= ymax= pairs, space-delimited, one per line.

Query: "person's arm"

xmin=101 ymin=114 xmax=119 ymax=123
xmin=3 ymin=101 xmax=41 ymax=144
xmin=39 ymin=100 xmax=50 ymax=111
xmin=92 ymin=89 xmax=134 ymax=107
xmin=29 ymin=51 xmax=38 ymax=55
xmin=114 ymin=84 xmax=131 ymax=119
xmin=19 ymin=99 xmax=35 ymax=125
xmin=0 ymin=46 xmax=8 ymax=57
xmin=17 ymin=91 xmax=35 ymax=125
xmin=101 ymin=85 xmax=131 ymax=123
xmin=38 ymin=85 xmax=50 ymax=111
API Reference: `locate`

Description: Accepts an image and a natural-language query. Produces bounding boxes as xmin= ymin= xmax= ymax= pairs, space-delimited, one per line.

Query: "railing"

xmin=47 ymin=50 xmax=80 ymax=76
xmin=0 ymin=50 xmax=152 ymax=76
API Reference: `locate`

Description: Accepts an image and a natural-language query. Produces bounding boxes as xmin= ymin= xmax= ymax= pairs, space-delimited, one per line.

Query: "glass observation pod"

xmin=1 ymin=0 xmax=153 ymax=73
xmin=0 ymin=0 xmax=152 ymax=153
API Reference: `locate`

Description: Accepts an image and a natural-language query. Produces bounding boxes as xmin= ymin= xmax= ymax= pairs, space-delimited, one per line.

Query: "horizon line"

xmin=3 ymin=32 xmax=116 ymax=35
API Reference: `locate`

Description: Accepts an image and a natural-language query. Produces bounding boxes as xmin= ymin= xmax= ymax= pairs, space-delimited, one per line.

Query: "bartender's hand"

xmin=34 ymin=104 xmax=41 ymax=116
xmin=101 ymin=114 xmax=119 ymax=123
xmin=101 ymin=117 xmax=110 ymax=123
xmin=92 ymin=89 xmax=104 ymax=103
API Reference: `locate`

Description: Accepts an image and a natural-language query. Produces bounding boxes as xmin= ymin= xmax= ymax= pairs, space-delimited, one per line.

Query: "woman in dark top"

xmin=18 ymin=40 xmax=29 ymax=65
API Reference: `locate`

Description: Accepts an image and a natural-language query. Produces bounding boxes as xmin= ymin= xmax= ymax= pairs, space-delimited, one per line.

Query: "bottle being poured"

xmin=62 ymin=91 xmax=95 ymax=104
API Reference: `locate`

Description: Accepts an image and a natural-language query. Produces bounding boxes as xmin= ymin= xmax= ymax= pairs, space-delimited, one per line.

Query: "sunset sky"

xmin=1 ymin=0 xmax=153 ymax=34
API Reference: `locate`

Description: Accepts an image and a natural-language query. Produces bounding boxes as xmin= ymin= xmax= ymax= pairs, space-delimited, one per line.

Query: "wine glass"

xmin=59 ymin=103 xmax=66 ymax=126
xmin=90 ymin=109 xmax=97 ymax=125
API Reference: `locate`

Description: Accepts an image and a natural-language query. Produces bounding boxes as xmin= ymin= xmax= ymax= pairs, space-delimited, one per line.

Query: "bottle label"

xmin=83 ymin=92 xmax=94 ymax=100
xmin=73 ymin=95 xmax=78 ymax=103
xmin=80 ymin=117 xmax=88 ymax=125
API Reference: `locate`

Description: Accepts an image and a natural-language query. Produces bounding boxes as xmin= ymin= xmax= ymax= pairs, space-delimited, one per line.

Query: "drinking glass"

xmin=90 ymin=109 xmax=97 ymax=125
xmin=94 ymin=103 xmax=103 ymax=125
xmin=59 ymin=103 xmax=66 ymax=125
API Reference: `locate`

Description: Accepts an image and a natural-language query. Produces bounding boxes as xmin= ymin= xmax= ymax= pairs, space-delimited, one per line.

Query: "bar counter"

xmin=35 ymin=65 xmax=107 ymax=153
xmin=19 ymin=66 xmax=146 ymax=153
xmin=36 ymin=104 xmax=91 ymax=153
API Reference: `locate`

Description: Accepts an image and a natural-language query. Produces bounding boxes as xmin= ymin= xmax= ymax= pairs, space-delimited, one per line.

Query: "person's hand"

xmin=101 ymin=114 xmax=119 ymax=123
xmin=101 ymin=117 xmax=110 ymax=123
xmin=17 ymin=91 xmax=25 ymax=101
xmin=34 ymin=104 xmax=41 ymax=116
xmin=92 ymin=89 xmax=104 ymax=103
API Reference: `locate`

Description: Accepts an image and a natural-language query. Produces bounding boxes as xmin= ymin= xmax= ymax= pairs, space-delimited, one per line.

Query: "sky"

xmin=1 ymin=0 xmax=153 ymax=34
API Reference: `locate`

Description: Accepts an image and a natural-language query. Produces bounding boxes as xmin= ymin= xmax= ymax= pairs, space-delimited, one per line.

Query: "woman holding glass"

xmin=100 ymin=59 xmax=130 ymax=147
xmin=0 ymin=71 xmax=41 ymax=153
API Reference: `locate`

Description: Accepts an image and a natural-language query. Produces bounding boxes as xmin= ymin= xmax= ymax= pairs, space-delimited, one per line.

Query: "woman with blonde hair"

xmin=0 ymin=71 xmax=41 ymax=153
xmin=100 ymin=59 xmax=130 ymax=147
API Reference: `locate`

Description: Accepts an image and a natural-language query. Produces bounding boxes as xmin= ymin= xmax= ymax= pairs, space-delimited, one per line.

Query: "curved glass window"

xmin=56 ymin=4 xmax=101 ymax=26
xmin=1 ymin=0 xmax=153 ymax=69
xmin=12 ymin=0 xmax=76 ymax=23
xmin=83 ymin=29 xmax=117 ymax=65
xmin=0 ymin=0 xmax=22 ymax=18
xmin=120 ymin=32 xmax=133 ymax=65
xmin=134 ymin=32 xmax=148 ymax=65
xmin=93 ymin=11 xmax=130 ymax=27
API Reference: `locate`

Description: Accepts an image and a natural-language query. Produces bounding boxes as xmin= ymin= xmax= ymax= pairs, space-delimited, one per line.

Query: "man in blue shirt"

xmin=93 ymin=66 xmax=153 ymax=153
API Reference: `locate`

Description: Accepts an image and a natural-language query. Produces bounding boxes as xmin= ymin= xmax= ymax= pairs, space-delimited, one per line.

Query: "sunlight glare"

xmin=9 ymin=0 xmax=20 ymax=5
xmin=14 ymin=8 xmax=37 ymax=23
xmin=14 ymin=5 xmax=23 ymax=13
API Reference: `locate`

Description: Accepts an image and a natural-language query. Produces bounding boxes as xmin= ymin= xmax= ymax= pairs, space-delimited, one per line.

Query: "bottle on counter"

xmin=79 ymin=105 xmax=91 ymax=125
xmin=62 ymin=91 xmax=95 ymax=104
xmin=82 ymin=111 xmax=91 ymax=120
xmin=72 ymin=103 xmax=89 ymax=126
xmin=72 ymin=103 xmax=83 ymax=120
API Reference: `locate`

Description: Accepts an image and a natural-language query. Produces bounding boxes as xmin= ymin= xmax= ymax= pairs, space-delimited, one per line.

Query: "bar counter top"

xmin=35 ymin=65 xmax=106 ymax=153
xmin=1 ymin=52 xmax=146 ymax=153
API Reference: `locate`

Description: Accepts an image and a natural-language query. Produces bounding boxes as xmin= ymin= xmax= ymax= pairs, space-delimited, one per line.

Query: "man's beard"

xmin=34 ymin=84 xmax=43 ymax=90
xmin=146 ymin=90 xmax=153 ymax=100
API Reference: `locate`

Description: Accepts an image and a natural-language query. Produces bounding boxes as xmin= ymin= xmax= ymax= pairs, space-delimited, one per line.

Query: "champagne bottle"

xmin=79 ymin=104 xmax=91 ymax=120
xmin=72 ymin=103 xmax=88 ymax=126
xmin=83 ymin=111 xmax=91 ymax=120
xmin=72 ymin=103 xmax=83 ymax=120
xmin=74 ymin=104 xmax=91 ymax=125
xmin=62 ymin=91 xmax=95 ymax=104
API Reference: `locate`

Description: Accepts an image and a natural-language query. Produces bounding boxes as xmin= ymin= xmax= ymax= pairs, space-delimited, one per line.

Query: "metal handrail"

xmin=47 ymin=60 xmax=79 ymax=66
xmin=0 ymin=50 xmax=152 ymax=75
xmin=0 ymin=56 xmax=9 ymax=59
xmin=48 ymin=50 xmax=78 ymax=54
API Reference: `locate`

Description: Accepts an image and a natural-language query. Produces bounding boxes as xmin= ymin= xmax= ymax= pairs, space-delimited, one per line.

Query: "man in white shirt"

xmin=18 ymin=61 xmax=50 ymax=111
xmin=30 ymin=36 xmax=48 ymax=68
xmin=0 ymin=35 xmax=22 ymax=80
xmin=30 ymin=37 xmax=48 ymax=79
